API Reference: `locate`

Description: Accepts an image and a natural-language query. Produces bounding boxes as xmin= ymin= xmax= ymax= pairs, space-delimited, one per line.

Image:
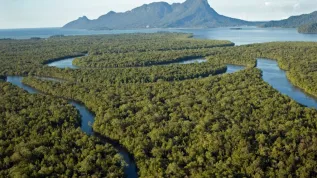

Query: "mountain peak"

xmin=185 ymin=0 xmax=209 ymax=4
xmin=192 ymin=0 xmax=208 ymax=2
xmin=63 ymin=0 xmax=255 ymax=29
xmin=78 ymin=16 xmax=89 ymax=20
xmin=107 ymin=11 xmax=116 ymax=15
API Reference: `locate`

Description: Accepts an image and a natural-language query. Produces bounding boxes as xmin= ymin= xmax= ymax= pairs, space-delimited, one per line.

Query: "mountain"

xmin=63 ymin=0 xmax=260 ymax=29
xmin=65 ymin=16 xmax=91 ymax=29
xmin=298 ymin=23 xmax=317 ymax=34
xmin=261 ymin=11 xmax=317 ymax=28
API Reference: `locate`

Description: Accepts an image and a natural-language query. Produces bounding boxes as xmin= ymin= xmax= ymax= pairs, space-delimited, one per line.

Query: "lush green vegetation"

xmin=32 ymin=63 xmax=226 ymax=84
xmin=74 ymin=49 xmax=225 ymax=68
xmin=0 ymin=33 xmax=235 ymax=177
xmin=0 ymin=33 xmax=232 ymax=83
xmin=3 ymin=33 xmax=317 ymax=177
xmin=298 ymin=23 xmax=317 ymax=34
xmin=207 ymin=42 xmax=317 ymax=97
xmin=23 ymin=69 xmax=317 ymax=177
xmin=0 ymin=81 xmax=124 ymax=177
xmin=70 ymin=33 xmax=233 ymax=68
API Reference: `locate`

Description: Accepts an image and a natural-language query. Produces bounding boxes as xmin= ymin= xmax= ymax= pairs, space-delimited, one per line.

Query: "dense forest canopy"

xmin=0 ymin=33 xmax=233 ymax=82
xmin=0 ymin=82 xmax=124 ymax=177
xmin=23 ymin=69 xmax=317 ymax=177
xmin=206 ymin=42 xmax=317 ymax=97
xmin=73 ymin=49 xmax=226 ymax=68
xmin=0 ymin=33 xmax=236 ymax=177
xmin=2 ymin=33 xmax=317 ymax=177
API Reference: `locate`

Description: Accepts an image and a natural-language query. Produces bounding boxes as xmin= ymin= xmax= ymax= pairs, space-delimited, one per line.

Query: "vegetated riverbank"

xmin=44 ymin=54 xmax=248 ymax=84
xmin=0 ymin=75 xmax=6 ymax=81
xmin=43 ymin=52 xmax=87 ymax=65
xmin=14 ymin=60 xmax=244 ymax=177
xmin=74 ymin=55 xmax=210 ymax=68
xmin=50 ymin=52 xmax=209 ymax=69
xmin=4 ymin=33 xmax=317 ymax=177
xmin=206 ymin=42 xmax=317 ymax=100
xmin=22 ymin=68 xmax=317 ymax=177
xmin=257 ymin=58 xmax=317 ymax=109
xmin=93 ymin=132 xmax=138 ymax=178
xmin=5 ymin=76 xmax=139 ymax=178
xmin=41 ymin=57 xmax=230 ymax=84
xmin=0 ymin=33 xmax=233 ymax=77
xmin=0 ymin=79 xmax=125 ymax=177
xmin=72 ymin=48 xmax=234 ymax=68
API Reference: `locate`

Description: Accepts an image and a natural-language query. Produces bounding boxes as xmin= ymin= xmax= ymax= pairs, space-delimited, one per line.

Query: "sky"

xmin=1 ymin=0 xmax=317 ymax=29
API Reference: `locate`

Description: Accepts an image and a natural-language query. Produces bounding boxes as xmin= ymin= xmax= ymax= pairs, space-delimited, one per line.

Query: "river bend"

xmin=257 ymin=58 xmax=317 ymax=109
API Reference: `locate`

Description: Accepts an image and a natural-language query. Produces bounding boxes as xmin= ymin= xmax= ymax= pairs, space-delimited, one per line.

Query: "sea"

xmin=1 ymin=27 xmax=317 ymax=45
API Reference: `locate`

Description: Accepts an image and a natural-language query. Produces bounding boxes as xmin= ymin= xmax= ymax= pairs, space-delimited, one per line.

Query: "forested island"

xmin=2 ymin=33 xmax=317 ymax=177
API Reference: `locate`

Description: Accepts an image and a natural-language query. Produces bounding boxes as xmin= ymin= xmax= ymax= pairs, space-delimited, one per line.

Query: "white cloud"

xmin=293 ymin=3 xmax=300 ymax=10
xmin=265 ymin=1 xmax=272 ymax=6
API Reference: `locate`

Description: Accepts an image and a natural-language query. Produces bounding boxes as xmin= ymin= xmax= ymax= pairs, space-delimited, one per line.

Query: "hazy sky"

xmin=1 ymin=0 xmax=317 ymax=29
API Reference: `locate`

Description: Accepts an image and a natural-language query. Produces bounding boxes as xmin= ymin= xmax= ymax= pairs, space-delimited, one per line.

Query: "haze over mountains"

xmin=63 ymin=0 xmax=262 ymax=29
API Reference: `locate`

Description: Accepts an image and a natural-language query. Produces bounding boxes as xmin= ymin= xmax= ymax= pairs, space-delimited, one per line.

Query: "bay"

xmin=2 ymin=27 xmax=317 ymax=45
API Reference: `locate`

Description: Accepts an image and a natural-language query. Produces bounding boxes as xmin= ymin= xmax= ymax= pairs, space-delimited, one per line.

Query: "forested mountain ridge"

xmin=261 ymin=11 xmax=317 ymax=28
xmin=63 ymin=0 xmax=260 ymax=29
xmin=298 ymin=23 xmax=317 ymax=34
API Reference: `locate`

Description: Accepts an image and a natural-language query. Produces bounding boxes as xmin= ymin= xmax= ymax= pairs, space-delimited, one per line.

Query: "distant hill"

xmin=63 ymin=0 xmax=262 ymax=29
xmin=298 ymin=23 xmax=317 ymax=34
xmin=261 ymin=11 xmax=317 ymax=28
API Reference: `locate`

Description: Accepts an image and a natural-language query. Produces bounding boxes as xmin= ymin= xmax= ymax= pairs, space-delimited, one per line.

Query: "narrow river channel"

xmin=46 ymin=54 xmax=245 ymax=73
xmin=257 ymin=58 xmax=317 ymax=109
xmin=5 ymin=76 xmax=139 ymax=178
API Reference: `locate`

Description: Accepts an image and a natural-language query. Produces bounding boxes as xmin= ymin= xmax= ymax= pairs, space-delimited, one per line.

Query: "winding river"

xmin=175 ymin=58 xmax=208 ymax=64
xmin=47 ymin=57 xmax=80 ymax=69
xmin=226 ymin=65 xmax=245 ymax=74
xmin=12 ymin=57 xmax=317 ymax=176
xmin=257 ymin=58 xmax=317 ymax=109
xmin=46 ymin=54 xmax=246 ymax=73
xmin=5 ymin=56 xmax=245 ymax=178
xmin=5 ymin=76 xmax=138 ymax=178
xmin=46 ymin=54 xmax=211 ymax=69
xmin=47 ymin=57 xmax=317 ymax=109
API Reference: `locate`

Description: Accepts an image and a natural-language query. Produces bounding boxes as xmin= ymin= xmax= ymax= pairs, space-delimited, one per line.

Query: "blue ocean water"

xmin=1 ymin=27 xmax=317 ymax=45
